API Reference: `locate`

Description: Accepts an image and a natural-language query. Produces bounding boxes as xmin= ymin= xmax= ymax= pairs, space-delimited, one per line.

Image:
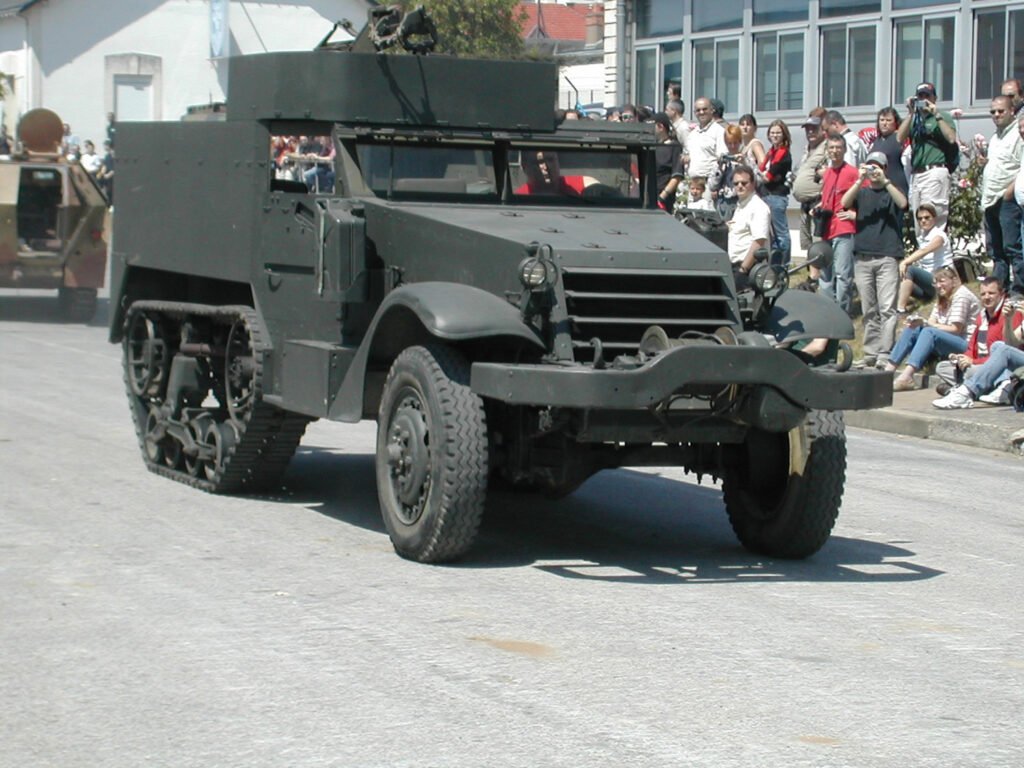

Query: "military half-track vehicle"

xmin=0 ymin=108 xmax=108 ymax=322
xmin=109 ymin=11 xmax=891 ymax=563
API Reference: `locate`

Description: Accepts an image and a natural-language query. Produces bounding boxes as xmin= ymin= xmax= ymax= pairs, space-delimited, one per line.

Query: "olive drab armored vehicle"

xmin=109 ymin=8 xmax=891 ymax=563
xmin=0 ymin=108 xmax=109 ymax=322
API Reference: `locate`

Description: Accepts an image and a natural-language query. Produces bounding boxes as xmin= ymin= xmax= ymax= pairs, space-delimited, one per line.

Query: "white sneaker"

xmin=978 ymin=380 xmax=1013 ymax=405
xmin=932 ymin=385 xmax=974 ymax=409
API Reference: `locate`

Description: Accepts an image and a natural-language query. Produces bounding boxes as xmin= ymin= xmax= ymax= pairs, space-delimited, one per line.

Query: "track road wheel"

xmin=722 ymin=410 xmax=846 ymax=559
xmin=225 ymin=316 xmax=258 ymax=425
xmin=376 ymin=345 xmax=488 ymax=563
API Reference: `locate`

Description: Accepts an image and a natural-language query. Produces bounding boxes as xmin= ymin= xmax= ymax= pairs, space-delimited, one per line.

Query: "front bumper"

xmin=471 ymin=345 xmax=892 ymax=412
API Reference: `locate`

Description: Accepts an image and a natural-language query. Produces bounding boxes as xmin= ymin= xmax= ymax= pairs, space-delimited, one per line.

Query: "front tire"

xmin=722 ymin=410 xmax=846 ymax=558
xmin=376 ymin=345 xmax=488 ymax=563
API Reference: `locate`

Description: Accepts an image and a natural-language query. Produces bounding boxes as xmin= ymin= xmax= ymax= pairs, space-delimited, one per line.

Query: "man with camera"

xmin=841 ymin=151 xmax=908 ymax=368
xmin=814 ymin=134 xmax=859 ymax=314
xmin=897 ymin=82 xmax=958 ymax=235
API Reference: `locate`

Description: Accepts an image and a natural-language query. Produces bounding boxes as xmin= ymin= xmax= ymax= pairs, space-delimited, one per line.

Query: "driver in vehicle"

xmin=516 ymin=150 xmax=595 ymax=195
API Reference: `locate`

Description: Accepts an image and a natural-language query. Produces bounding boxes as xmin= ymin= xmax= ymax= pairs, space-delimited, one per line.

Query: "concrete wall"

xmin=0 ymin=0 xmax=367 ymax=145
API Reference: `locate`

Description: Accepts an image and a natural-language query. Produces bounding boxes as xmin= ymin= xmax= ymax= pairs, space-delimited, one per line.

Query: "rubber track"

xmin=123 ymin=301 xmax=309 ymax=494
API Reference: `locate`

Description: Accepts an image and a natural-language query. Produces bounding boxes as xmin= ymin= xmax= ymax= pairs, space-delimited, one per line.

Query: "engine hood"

xmin=360 ymin=201 xmax=732 ymax=287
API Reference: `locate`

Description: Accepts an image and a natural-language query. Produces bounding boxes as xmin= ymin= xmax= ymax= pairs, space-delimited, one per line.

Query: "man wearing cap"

xmin=791 ymin=107 xmax=829 ymax=284
xmin=980 ymin=95 xmax=1024 ymax=300
xmin=687 ymin=97 xmax=727 ymax=193
xmin=841 ymin=151 xmax=909 ymax=367
xmin=897 ymin=81 xmax=958 ymax=234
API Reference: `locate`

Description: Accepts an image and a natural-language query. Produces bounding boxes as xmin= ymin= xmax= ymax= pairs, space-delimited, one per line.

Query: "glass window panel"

xmin=820 ymin=0 xmax=880 ymax=18
xmin=895 ymin=21 xmax=923 ymax=105
xmin=821 ymin=28 xmax=847 ymax=107
xmin=974 ymin=11 xmax=1004 ymax=102
xmin=850 ymin=27 xmax=876 ymax=106
xmin=694 ymin=41 xmax=715 ymax=102
xmin=636 ymin=0 xmax=683 ymax=39
xmin=1011 ymin=11 xmax=1024 ymax=80
xmin=755 ymin=35 xmax=778 ymax=112
xmin=753 ymin=0 xmax=807 ymax=26
xmin=893 ymin=0 xmax=947 ymax=8
xmin=635 ymin=48 xmax=658 ymax=110
xmin=693 ymin=0 xmax=743 ymax=32
xmin=662 ymin=43 xmax=682 ymax=108
xmin=717 ymin=40 xmax=740 ymax=116
xmin=780 ymin=34 xmax=804 ymax=110
xmin=924 ymin=18 xmax=955 ymax=100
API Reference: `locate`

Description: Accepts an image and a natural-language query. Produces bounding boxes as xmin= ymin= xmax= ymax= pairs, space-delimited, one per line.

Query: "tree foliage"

xmin=399 ymin=0 xmax=526 ymax=59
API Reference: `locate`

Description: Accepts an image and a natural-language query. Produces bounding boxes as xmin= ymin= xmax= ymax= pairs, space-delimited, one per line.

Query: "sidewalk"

xmin=845 ymin=374 xmax=1024 ymax=455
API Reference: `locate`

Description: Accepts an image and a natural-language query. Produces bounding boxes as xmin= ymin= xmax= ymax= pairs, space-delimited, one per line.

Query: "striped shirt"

xmin=929 ymin=285 xmax=981 ymax=339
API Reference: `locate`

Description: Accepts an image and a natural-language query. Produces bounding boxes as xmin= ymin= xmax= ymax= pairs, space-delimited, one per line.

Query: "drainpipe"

xmin=19 ymin=10 xmax=31 ymax=110
xmin=615 ymin=0 xmax=626 ymax=105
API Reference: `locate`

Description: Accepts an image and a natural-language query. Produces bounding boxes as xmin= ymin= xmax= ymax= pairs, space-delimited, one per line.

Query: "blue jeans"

xmin=985 ymin=198 xmax=1024 ymax=295
xmin=906 ymin=266 xmax=936 ymax=302
xmin=889 ymin=325 xmax=968 ymax=370
xmin=965 ymin=341 xmax=1024 ymax=396
xmin=763 ymin=194 xmax=791 ymax=266
xmin=819 ymin=234 xmax=855 ymax=314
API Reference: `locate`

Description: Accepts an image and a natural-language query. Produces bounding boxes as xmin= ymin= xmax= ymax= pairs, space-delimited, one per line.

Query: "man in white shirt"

xmin=79 ymin=140 xmax=102 ymax=175
xmin=825 ymin=110 xmax=867 ymax=168
xmin=981 ymin=95 xmax=1024 ymax=298
xmin=727 ymin=165 xmax=772 ymax=283
xmin=687 ymin=97 xmax=726 ymax=186
xmin=665 ymin=99 xmax=689 ymax=155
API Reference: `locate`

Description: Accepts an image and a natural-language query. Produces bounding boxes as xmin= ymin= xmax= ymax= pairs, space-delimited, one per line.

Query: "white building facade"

xmin=0 ymin=0 xmax=368 ymax=146
xmin=604 ymin=0 xmax=1024 ymax=134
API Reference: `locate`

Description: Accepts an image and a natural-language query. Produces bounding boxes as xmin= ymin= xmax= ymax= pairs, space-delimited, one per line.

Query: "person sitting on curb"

xmin=897 ymin=203 xmax=953 ymax=313
xmin=884 ymin=265 xmax=980 ymax=391
xmin=934 ymin=277 xmax=1020 ymax=394
xmin=933 ymin=299 xmax=1024 ymax=408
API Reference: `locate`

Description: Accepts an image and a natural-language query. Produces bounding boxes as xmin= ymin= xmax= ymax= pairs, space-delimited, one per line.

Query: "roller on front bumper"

xmin=470 ymin=345 xmax=892 ymax=413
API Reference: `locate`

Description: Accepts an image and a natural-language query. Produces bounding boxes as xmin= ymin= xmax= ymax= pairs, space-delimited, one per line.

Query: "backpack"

xmin=1011 ymin=366 xmax=1024 ymax=413
xmin=943 ymin=138 xmax=961 ymax=174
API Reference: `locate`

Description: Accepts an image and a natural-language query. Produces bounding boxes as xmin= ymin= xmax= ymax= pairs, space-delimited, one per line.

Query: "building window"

xmin=752 ymin=0 xmax=808 ymax=26
xmin=895 ymin=17 xmax=955 ymax=104
xmin=820 ymin=0 xmax=880 ymax=19
xmin=692 ymin=0 xmax=743 ymax=33
xmin=754 ymin=32 xmax=804 ymax=112
xmin=893 ymin=0 xmax=950 ymax=9
xmin=635 ymin=43 xmax=683 ymax=110
xmin=821 ymin=26 xmax=876 ymax=108
xmin=975 ymin=9 xmax=1024 ymax=104
xmin=635 ymin=0 xmax=682 ymax=39
xmin=694 ymin=39 xmax=740 ymax=115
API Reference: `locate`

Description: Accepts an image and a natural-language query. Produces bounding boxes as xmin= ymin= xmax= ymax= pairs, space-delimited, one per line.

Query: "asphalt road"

xmin=2 ymin=297 xmax=1023 ymax=767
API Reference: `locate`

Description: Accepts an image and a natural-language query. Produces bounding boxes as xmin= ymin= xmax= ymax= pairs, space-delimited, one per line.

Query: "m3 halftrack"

xmin=0 ymin=108 xmax=109 ymax=322
xmin=109 ymin=12 xmax=891 ymax=563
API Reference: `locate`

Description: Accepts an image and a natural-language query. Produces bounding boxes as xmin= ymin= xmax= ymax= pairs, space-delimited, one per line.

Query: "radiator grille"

xmin=560 ymin=267 xmax=735 ymax=362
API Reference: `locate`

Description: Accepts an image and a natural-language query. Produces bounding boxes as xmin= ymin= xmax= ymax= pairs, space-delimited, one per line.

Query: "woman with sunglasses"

xmin=896 ymin=203 xmax=953 ymax=313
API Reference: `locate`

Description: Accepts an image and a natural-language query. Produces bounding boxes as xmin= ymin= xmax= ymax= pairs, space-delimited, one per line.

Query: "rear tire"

xmin=722 ymin=410 xmax=846 ymax=558
xmin=376 ymin=345 xmax=488 ymax=563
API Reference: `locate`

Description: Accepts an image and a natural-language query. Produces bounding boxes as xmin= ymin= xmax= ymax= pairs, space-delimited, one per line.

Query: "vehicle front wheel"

xmin=722 ymin=410 xmax=846 ymax=559
xmin=376 ymin=345 xmax=488 ymax=563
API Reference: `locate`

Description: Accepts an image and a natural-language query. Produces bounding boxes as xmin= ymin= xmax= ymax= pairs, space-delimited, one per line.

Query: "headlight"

xmin=750 ymin=263 xmax=789 ymax=299
xmin=519 ymin=254 xmax=557 ymax=290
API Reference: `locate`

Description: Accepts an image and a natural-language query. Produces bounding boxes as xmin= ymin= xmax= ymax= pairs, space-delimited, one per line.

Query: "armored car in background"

xmin=0 ymin=108 xmax=108 ymax=322
xmin=109 ymin=12 xmax=891 ymax=563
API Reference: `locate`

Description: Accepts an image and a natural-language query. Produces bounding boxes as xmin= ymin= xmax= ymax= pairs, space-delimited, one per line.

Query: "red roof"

xmin=519 ymin=2 xmax=603 ymax=42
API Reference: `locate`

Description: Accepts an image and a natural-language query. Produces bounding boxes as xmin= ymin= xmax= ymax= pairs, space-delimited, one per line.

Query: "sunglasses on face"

xmin=916 ymin=215 xmax=933 ymax=222
xmin=621 ymin=113 xmax=636 ymax=120
xmin=734 ymin=179 xmax=752 ymax=187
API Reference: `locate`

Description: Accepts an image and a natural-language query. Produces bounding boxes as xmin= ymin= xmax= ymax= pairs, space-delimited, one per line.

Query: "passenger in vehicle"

xmin=515 ymin=150 xmax=590 ymax=196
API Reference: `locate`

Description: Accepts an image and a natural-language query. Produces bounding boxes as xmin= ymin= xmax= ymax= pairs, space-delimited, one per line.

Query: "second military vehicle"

xmin=108 ymin=9 xmax=891 ymax=563
xmin=0 ymin=108 xmax=108 ymax=322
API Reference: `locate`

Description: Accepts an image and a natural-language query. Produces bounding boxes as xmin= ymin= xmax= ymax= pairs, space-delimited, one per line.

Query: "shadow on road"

xmin=0 ymin=294 xmax=111 ymax=328
xmin=285 ymin=444 xmax=943 ymax=585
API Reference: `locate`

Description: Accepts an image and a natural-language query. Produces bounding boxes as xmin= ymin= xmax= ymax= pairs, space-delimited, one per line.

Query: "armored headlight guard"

xmin=518 ymin=250 xmax=558 ymax=291
xmin=750 ymin=263 xmax=789 ymax=300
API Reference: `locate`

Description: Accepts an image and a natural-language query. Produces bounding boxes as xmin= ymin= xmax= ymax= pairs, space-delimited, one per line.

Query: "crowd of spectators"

xmin=566 ymin=76 xmax=1024 ymax=411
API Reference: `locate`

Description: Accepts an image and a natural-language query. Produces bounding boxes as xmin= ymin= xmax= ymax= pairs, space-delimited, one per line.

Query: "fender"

xmin=329 ymin=282 xmax=544 ymax=421
xmin=764 ymin=289 xmax=854 ymax=344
